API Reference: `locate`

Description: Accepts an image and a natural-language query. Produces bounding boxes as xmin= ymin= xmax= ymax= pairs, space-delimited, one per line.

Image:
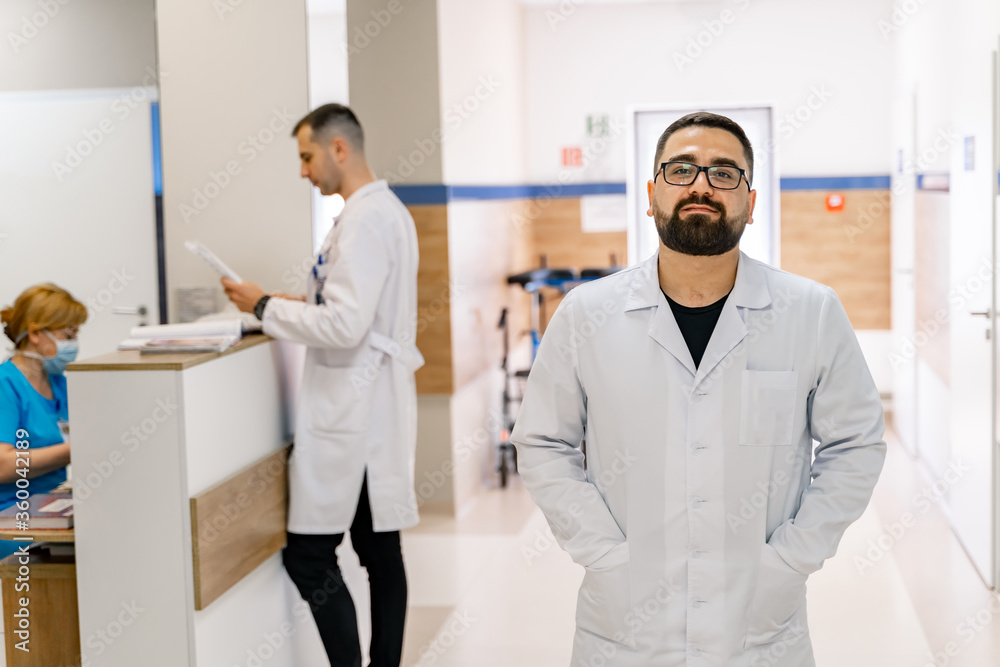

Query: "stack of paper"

xmin=119 ymin=320 xmax=244 ymax=354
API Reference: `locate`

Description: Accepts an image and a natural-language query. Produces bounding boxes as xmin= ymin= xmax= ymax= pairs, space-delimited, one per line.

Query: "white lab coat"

xmin=262 ymin=179 xmax=424 ymax=534
xmin=511 ymin=251 xmax=886 ymax=667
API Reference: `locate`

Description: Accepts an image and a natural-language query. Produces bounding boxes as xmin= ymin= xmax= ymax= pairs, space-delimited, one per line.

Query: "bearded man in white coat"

xmin=511 ymin=111 xmax=886 ymax=666
xmin=223 ymin=104 xmax=423 ymax=667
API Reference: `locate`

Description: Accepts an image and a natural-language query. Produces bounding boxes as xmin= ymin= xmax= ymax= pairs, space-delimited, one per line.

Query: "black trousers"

xmin=283 ymin=475 xmax=407 ymax=667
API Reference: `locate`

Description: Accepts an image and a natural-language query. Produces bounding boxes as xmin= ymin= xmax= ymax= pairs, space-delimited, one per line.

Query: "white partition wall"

xmin=68 ymin=340 xmax=329 ymax=666
xmin=155 ymin=0 xmax=314 ymax=317
xmin=626 ymin=104 xmax=778 ymax=266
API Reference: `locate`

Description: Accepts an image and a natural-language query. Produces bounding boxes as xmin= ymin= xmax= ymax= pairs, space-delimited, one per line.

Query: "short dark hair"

xmin=653 ymin=111 xmax=754 ymax=185
xmin=292 ymin=103 xmax=365 ymax=151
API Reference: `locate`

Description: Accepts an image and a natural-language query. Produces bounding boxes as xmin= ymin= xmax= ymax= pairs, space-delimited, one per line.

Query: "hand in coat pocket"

xmin=576 ymin=541 xmax=636 ymax=649
xmin=744 ymin=542 xmax=809 ymax=649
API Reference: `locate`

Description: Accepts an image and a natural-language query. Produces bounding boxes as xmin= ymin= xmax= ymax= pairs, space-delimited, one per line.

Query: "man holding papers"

xmin=222 ymin=103 xmax=423 ymax=667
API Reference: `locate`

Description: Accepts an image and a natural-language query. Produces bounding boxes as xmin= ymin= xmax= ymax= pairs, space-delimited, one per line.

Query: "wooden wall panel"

xmin=914 ymin=192 xmax=950 ymax=386
xmin=410 ymin=205 xmax=453 ymax=394
xmin=529 ymin=197 xmax=627 ymax=334
xmin=780 ymin=190 xmax=891 ymax=330
xmin=531 ymin=198 xmax=627 ymax=270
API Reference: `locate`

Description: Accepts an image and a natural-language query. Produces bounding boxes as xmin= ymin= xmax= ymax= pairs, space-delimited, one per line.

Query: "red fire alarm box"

xmin=562 ymin=147 xmax=583 ymax=167
xmin=825 ymin=193 xmax=845 ymax=212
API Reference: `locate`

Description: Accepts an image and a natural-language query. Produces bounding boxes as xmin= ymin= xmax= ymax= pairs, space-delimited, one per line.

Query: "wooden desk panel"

xmin=189 ymin=447 xmax=289 ymax=610
xmin=0 ymin=551 xmax=79 ymax=666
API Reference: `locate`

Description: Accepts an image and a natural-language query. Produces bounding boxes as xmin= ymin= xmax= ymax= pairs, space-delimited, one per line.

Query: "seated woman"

xmin=0 ymin=284 xmax=87 ymax=556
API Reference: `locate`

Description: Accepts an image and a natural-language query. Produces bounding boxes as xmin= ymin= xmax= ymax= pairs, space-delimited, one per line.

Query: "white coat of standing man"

xmin=223 ymin=103 xmax=423 ymax=667
xmin=511 ymin=112 xmax=886 ymax=666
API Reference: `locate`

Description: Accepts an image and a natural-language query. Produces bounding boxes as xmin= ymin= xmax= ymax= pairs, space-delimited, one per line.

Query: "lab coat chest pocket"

xmin=576 ymin=541 xmax=636 ymax=649
xmin=740 ymin=370 xmax=799 ymax=446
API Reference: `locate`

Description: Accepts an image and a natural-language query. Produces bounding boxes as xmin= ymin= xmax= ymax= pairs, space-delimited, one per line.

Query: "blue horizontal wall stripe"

xmin=390 ymin=176 xmax=892 ymax=204
xmin=779 ymin=175 xmax=890 ymax=190
xmin=390 ymin=182 xmax=627 ymax=205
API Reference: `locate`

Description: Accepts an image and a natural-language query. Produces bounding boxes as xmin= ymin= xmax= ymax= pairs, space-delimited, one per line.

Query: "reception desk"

xmin=66 ymin=335 xmax=326 ymax=666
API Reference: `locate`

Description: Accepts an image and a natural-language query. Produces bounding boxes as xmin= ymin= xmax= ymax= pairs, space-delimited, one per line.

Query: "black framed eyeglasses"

xmin=654 ymin=161 xmax=750 ymax=190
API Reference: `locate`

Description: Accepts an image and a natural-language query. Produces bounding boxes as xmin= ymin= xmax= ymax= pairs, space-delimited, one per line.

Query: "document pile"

xmin=0 ymin=491 xmax=74 ymax=529
xmin=118 ymin=320 xmax=248 ymax=354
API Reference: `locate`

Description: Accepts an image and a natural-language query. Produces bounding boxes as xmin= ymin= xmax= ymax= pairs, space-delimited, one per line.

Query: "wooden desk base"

xmin=0 ymin=549 xmax=80 ymax=667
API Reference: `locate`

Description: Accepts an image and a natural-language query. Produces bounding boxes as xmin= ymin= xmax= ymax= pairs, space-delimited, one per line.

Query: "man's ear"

xmin=746 ymin=188 xmax=757 ymax=225
xmin=646 ymin=180 xmax=655 ymax=217
xmin=331 ymin=136 xmax=349 ymax=163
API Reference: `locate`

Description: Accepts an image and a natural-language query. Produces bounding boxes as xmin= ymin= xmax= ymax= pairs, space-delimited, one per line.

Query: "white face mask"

xmin=15 ymin=331 xmax=80 ymax=375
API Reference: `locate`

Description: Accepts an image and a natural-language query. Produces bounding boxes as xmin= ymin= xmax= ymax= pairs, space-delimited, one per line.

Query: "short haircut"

xmin=292 ymin=103 xmax=365 ymax=151
xmin=653 ymin=112 xmax=754 ymax=185
xmin=2 ymin=283 xmax=87 ymax=348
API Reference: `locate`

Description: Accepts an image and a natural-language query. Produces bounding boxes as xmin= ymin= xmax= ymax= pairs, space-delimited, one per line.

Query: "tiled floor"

xmin=399 ymin=421 xmax=1000 ymax=666
xmin=3 ymin=421 xmax=999 ymax=666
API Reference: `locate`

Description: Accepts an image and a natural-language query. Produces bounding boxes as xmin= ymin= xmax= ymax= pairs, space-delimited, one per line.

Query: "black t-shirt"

xmin=663 ymin=289 xmax=731 ymax=369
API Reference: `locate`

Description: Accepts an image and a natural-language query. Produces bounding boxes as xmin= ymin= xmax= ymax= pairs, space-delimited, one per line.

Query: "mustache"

xmin=675 ymin=194 xmax=722 ymax=213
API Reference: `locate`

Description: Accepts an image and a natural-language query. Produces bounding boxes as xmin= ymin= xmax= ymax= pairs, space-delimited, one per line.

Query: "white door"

xmin=627 ymin=104 xmax=777 ymax=266
xmin=946 ymin=49 xmax=997 ymax=587
xmin=890 ymin=91 xmax=919 ymax=457
xmin=0 ymin=89 xmax=160 ymax=358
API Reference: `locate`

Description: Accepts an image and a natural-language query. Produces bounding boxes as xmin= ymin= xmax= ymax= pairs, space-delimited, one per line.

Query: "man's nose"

xmin=687 ymin=169 xmax=715 ymax=195
xmin=300 ymin=163 xmax=310 ymax=179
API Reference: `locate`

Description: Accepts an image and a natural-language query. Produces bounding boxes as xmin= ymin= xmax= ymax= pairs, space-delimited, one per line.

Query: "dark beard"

xmin=652 ymin=194 xmax=748 ymax=256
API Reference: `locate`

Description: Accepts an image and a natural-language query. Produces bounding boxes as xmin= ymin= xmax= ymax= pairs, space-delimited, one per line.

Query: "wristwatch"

xmin=253 ymin=295 xmax=271 ymax=320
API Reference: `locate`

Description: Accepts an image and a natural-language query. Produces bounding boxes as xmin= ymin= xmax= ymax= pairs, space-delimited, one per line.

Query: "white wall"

xmin=0 ymin=0 xmax=156 ymax=92
xmin=438 ymin=0 xmax=526 ymax=184
xmin=523 ymin=0 xmax=897 ymax=182
xmin=156 ymin=0 xmax=314 ymax=315
xmin=347 ymin=0 xmax=444 ymax=184
xmin=891 ymin=0 xmax=1000 ymax=586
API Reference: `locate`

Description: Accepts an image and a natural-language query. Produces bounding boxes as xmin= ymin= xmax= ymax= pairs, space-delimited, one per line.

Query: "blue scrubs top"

xmin=0 ymin=359 xmax=69 ymax=558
